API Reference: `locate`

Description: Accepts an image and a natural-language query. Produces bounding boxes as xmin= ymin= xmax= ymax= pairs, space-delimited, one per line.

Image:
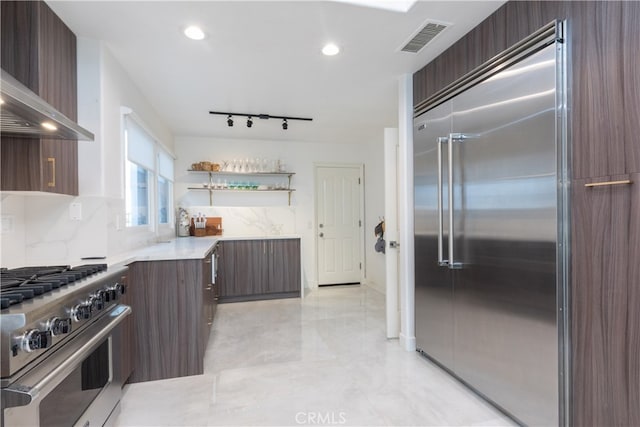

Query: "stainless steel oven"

xmin=3 ymin=304 xmax=130 ymax=427
xmin=1 ymin=264 xmax=130 ymax=427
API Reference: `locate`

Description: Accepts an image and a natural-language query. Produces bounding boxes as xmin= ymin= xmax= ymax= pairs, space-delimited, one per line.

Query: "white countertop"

xmin=217 ymin=234 xmax=300 ymax=242
xmin=106 ymin=234 xmax=301 ymax=268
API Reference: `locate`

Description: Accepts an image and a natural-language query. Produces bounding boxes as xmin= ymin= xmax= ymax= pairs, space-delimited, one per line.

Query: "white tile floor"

xmin=114 ymin=285 xmax=515 ymax=427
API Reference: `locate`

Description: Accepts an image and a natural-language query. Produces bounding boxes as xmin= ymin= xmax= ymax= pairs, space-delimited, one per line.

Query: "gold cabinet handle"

xmin=584 ymin=179 xmax=632 ymax=188
xmin=47 ymin=157 xmax=56 ymax=187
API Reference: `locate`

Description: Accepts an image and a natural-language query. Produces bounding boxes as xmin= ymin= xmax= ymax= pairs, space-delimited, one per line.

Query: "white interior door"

xmin=316 ymin=165 xmax=362 ymax=285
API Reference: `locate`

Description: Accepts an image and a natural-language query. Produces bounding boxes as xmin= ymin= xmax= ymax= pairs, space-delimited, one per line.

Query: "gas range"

xmin=0 ymin=264 xmax=128 ymax=380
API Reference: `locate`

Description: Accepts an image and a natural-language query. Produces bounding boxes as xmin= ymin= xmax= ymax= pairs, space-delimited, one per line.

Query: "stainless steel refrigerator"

xmin=414 ymin=24 xmax=568 ymax=426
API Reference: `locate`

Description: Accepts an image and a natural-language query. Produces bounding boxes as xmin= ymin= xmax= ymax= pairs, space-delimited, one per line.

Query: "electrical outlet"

xmin=69 ymin=203 xmax=82 ymax=221
xmin=1 ymin=215 xmax=14 ymax=234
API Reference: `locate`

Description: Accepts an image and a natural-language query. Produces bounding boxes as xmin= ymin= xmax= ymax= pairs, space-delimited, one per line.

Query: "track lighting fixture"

xmin=209 ymin=110 xmax=312 ymax=130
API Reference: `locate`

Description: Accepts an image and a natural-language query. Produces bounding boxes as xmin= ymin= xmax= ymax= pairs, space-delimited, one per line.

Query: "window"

xmin=157 ymin=151 xmax=174 ymax=225
xmin=125 ymin=162 xmax=150 ymax=226
xmin=124 ymin=114 xmax=174 ymax=229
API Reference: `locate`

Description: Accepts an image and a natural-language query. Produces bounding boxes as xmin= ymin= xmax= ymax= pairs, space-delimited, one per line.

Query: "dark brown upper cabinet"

xmin=622 ymin=2 xmax=640 ymax=174
xmin=570 ymin=1 xmax=625 ymax=179
xmin=1 ymin=1 xmax=79 ymax=195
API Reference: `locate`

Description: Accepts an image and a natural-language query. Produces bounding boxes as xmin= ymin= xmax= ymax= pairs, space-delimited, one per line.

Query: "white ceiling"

xmin=47 ymin=0 xmax=505 ymax=145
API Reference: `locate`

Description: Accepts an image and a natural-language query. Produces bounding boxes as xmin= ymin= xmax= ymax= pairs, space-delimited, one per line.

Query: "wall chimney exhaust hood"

xmin=0 ymin=69 xmax=94 ymax=141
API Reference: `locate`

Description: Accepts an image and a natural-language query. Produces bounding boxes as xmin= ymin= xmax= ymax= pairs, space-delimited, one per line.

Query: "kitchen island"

xmin=112 ymin=235 xmax=301 ymax=384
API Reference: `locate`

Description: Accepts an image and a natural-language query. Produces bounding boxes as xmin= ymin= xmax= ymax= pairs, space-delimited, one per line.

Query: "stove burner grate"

xmin=0 ymin=264 xmax=108 ymax=309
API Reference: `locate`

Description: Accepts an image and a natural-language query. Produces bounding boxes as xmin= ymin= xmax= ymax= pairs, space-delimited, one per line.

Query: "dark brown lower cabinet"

xmin=268 ymin=239 xmax=302 ymax=294
xmin=218 ymin=239 xmax=301 ymax=302
xmin=114 ymin=271 xmax=134 ymax=386
xmin=571 ymin=174 xmax=639 ymax=425
xmin=128 ymin=249 xmax=214 ymax=383
xmin=234 ymin=240 xmax=268 ymax=296
xmin=201 ymin=254 xmax=215 ymax=348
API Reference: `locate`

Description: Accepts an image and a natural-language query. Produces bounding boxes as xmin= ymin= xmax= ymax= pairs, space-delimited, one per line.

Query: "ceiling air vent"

xmin=401 ymin=21 xmax=448 ymax=53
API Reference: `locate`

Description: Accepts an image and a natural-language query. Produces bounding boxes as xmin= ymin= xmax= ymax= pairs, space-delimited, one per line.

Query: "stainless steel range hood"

xmin=0 ymin=69 xmax=94 ymax=141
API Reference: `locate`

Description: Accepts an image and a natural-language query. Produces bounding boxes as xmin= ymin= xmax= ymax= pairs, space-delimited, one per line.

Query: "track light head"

xmin=209 ymin=111 xmax=312 ymax=129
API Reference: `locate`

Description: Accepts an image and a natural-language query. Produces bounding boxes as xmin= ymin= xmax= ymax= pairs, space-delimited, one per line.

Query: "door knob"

xmin=319 ymin=232 xmax=324 ymax=237
xmin=319 ymin=224 xmax=324 ymax=228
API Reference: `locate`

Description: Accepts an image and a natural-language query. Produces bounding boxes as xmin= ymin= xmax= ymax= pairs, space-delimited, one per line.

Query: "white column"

xmin=397 ymin=74 xmax=416 ymax=351
xmin=384 ymin=128 xmax=399 ymax=339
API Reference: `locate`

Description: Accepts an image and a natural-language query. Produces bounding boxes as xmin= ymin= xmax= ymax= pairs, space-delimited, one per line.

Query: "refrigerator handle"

xmin=437 ymin=136 xmax=449 ymax=267
xmin=448 ymin=133 xmax=464 ymax=269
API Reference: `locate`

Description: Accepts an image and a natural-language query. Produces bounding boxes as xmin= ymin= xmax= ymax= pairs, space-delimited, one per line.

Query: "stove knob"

xmin=106 ymin=283 xmax=125 ymax=300
xmin=71 ymin=303 xmax=92 ymax=322
xmin=90 ymin=291 xmax=105 ymax=311
xmin=47 ymin=317 xmax=72 ymax=336
xmin=20 ymin=329 xmax=52 ymax=352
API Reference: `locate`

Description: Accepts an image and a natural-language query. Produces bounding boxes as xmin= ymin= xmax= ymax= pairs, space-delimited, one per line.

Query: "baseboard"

xmin=399 ymin=333 xmax=416 ymax=351
xmin=362 ymin=280 xmax=385 ymax=295
xmin=218 ymin=291 xmax=300 ymax=303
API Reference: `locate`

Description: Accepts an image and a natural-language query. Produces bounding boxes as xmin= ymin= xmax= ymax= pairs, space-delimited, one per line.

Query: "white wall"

xmin=173 ymin=136 xmax=386 ymax=291
xmin=0 ymin=39 xmax=174 ymax=268
xmin=398 ymin=73 xmax=416 ymax=351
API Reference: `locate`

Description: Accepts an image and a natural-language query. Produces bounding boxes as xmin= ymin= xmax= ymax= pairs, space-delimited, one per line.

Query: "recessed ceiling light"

xmin=322 ymin=43 xmax=340 ymax=56
xmin=41 ymin=122 xmax=57 ymax=131
xmin=184 ymin=25 xmax=205 ymax=40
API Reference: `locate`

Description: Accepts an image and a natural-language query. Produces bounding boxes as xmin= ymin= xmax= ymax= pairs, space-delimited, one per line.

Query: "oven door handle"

xmin=2 ymin=304 xmax=131 ymax=409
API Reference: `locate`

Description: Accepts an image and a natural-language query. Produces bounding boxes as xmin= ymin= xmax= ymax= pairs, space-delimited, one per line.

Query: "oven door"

xmin=2 ymin=305 xmax=131 ymax=427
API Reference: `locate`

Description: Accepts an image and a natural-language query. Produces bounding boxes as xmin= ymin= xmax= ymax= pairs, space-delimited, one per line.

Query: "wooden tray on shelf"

xmin=189 ymin=217 xmax=223 ymax=236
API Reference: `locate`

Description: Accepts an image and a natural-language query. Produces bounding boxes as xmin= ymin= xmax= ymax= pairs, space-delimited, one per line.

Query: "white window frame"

xmin=156 ymin=150 xmax=174 ymax=230
xmin=122 ymin=109 xmax=175 ymax=234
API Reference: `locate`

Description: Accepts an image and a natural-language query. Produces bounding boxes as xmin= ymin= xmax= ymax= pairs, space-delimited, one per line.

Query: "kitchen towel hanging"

xmin=374 ymin=219 xmax=385 ymax=254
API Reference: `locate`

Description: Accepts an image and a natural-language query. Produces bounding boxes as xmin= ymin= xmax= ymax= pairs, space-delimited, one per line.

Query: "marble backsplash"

xmin=0 ymin=193 xmax=173 ymax=268
xmin=0 ymin=191 xmax=296 ymax=268
xmin=182 ymin=206 xmax=297 ymax=237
